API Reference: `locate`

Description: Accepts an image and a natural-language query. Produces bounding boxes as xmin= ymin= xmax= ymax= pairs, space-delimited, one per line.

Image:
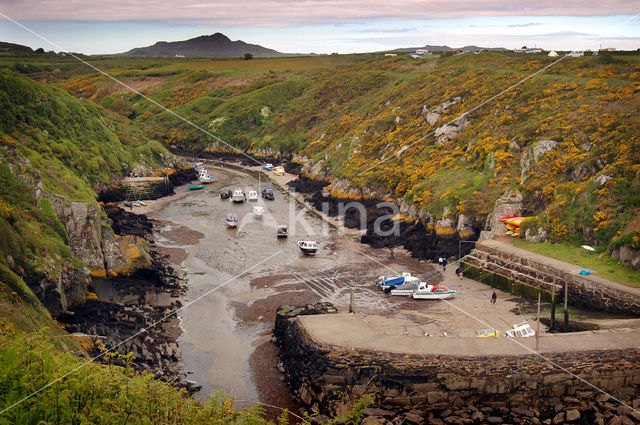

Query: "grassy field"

xmin=514 ymin=239 xmax=640 ymax=287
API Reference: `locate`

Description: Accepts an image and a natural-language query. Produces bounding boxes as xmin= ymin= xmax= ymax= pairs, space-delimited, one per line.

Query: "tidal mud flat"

xmin=139 ymin=163 xmax=438 ymax=418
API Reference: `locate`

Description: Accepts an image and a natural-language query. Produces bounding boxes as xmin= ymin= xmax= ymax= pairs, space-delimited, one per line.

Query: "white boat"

xmin=247 ymin=190 xmax=259 ymax=201
xmin=375 ymin=272 xmax=419 ymax=291
xmin=252 ymin=205 xmax=264 ymax=218
xmin=231 ymin=189 xmax=245 ymax=203
xmin=298 ymin=240 xmax=318 ymax=256
xmin=411 ymin=282 xmax=456 ymax=300
xmin=198 ymin=169 xmax=215 ymax=184
xmin=225 ymin=212 xmax=238 ymax=228
xmin=389 ymin=280 xmax=422 ymax=296
xmin=506 ymin=323 xmax=536 ymax=338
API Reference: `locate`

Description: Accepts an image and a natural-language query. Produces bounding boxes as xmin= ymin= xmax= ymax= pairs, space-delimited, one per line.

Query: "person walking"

xmin=389 ymin=248 xmax=395 ymax=260
xmin=442 ymin=258 xmax=447 ymax=271
xmin=438 ymin=257 xmax=443 ymax=270
xmin=455 ymin=267 xmax=463 ymax=279
xmin=491 ymin=291 xmax=497 ymax=306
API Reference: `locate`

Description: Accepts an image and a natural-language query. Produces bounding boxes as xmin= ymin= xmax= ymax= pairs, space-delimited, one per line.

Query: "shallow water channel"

xmin=152 ymin=168 xmax=335 ymax=402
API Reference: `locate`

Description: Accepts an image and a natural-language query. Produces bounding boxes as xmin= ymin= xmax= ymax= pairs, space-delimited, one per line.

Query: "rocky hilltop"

xmin=122 ymin=32 xmax=285 ymax=58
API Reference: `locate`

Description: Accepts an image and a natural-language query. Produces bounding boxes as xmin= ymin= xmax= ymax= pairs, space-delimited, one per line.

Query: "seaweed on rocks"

xmin=288 ymin=176 xmax=480 ymax=261
xmin=104 ymin=203 xmax=153 ymax=238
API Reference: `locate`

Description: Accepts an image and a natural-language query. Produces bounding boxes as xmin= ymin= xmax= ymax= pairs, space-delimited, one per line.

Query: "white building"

xmin=567 ymin=51 xmax=584 ymax=57
xmin=384 ymin=53 xmax=397 ymax=57
xmin=548 ymin=50 xmax=558 ymax=57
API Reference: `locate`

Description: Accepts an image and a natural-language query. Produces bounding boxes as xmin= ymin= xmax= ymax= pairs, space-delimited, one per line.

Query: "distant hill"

xmin=390 ymin=44 xmax=507 ymax=53
xmin=121 ymin=32 xmax=285 ymax=58
xmin=0 ymin=41 xmax=33 ymax=53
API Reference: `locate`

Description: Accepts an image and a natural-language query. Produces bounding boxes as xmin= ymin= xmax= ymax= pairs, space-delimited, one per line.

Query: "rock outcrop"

xmin=520 ymin=139 xmax=557 ymax=181
xmin=480 ymin=188 xmax=523 ymax=240
xmin=611 ymin=245 xmax=640 ymax=271
xmin=48 ymin=194 xmax=153 ymax=278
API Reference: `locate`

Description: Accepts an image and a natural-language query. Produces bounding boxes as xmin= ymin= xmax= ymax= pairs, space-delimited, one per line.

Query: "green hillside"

xmin=0 ymin=68 xmax=173 ymax=331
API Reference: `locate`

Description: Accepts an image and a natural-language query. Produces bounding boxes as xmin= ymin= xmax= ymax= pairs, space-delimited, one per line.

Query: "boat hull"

xmin=412 ymin=291 xmax=456 ymax=300
xmin=299 ymin=248 xmax=317 ymax=256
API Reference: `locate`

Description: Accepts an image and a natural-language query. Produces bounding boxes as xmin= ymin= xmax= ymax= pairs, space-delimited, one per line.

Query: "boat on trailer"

xmin=411 ymin=282 xmax=456 ymax=300
xmin=298 ymin=240 xmax=318 ymax=256
xmin=375 ymin=272 xmax=419 ymax=292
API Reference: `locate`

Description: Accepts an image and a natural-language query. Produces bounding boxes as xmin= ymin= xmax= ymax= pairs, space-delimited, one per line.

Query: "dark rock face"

xmin=97 ymin=167 xmax=198 ymax=203
xmin=274 ymin=308 xmax=640 ymax=424
xmin=59 ymin=249 xmax=190 ymax=387
xmin=287 ymin=176 xmax=480 ymax=261
xmin=104 ymin=203 xmax=153 ymax=238
xmin=175 ymin=150 xmax=303 ymax=174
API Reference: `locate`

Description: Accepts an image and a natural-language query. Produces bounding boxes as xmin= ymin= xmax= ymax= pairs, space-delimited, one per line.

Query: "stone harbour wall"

xmin=275 ymin=313 xmax=640 ymax=424
xmin=465 ymin=242 xmax=640 ymax=316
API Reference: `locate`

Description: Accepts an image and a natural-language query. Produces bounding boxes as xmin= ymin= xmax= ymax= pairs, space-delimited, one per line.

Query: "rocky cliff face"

xmin=611 ymin=245 xmax=640 ymax=271
xmin=48 ymin=194 xmax=153 ymax=279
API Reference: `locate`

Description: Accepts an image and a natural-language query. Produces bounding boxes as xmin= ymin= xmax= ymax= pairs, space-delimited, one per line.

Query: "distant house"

xmin=514 ymin=48 xmax=543 ymax=54
xmin=409 ymin=53 xmax=421 ymax=58
xmin=175 ymin=54 xmax=185 ymax=58
xmin=567 ymin=51 xmax=584 ymax=57
xmin=548 ymin=50 xmax=558 ymax=57
xmin=599 ymin=47 xmax=616 ymax=52
xmin=384 ymin=53 xmax=397 ymax=57
xmin=416 ymin=49 xmax=431 ymax=55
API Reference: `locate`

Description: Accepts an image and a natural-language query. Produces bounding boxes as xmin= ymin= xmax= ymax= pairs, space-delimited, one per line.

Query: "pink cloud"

xmin=1 ymin=0 xmax=638 ymax=26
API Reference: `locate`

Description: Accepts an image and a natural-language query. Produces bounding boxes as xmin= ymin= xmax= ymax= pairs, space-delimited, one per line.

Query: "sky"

xmin=0 ymin=0 xmax=638 ymax=54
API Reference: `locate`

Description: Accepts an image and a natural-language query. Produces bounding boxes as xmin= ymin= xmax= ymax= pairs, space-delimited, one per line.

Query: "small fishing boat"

xmin=252 ymin=205 xmax=264 ymax=218
xmin=247 ymin=190 xmax=259 ymax=201
xmin=375 ymin=272 xmax=419 ymax=291
xmin=273 ymin=165 xmax=285 ymax=176
xmin=187 ymin=185 xmax=206 ymax=190
xmin=262 ymin=163 xmax=273 ymax=170
xmin=506 ymin=323 xmax=536 ymax=338
xmin=411 ymin=282 xmax=456 ymax=300
xmin=198 ymin=169 xmax=215 ymax=184
xmin=389 ymin=280 xmax=422 ymax=296
xmin=225 ymin=213 xmax=238 ymax=228
xmin=262 ymin=188 xmax=274 ymax=200
xmin=276 ymin=225 xmax=288 ymax=238
xmin=298 ymin=240 xmax=318 ymax=256
xmin=220 ymin=189 xmax=232 ymax=199
xmin=231 ymin=189 xmax=245 ymax=203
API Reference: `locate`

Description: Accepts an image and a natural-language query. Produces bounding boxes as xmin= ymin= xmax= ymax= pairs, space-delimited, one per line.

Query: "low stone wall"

xmin=465 ymin=242 xmax=640 ymax=316
xmin=275 ymin=313 xmax=640 ymax=424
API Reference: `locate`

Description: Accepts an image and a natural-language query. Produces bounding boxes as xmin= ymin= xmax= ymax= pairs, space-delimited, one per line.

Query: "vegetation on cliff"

xmin=0 ymin=68 xmax=173 ymax=330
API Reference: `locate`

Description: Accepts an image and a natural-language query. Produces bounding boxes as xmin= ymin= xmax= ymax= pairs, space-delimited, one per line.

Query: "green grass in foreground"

xmin=0 ymin=324 xmax=372 ymax=425
xmin=514 ymin=239 xmax=640 ymax=288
